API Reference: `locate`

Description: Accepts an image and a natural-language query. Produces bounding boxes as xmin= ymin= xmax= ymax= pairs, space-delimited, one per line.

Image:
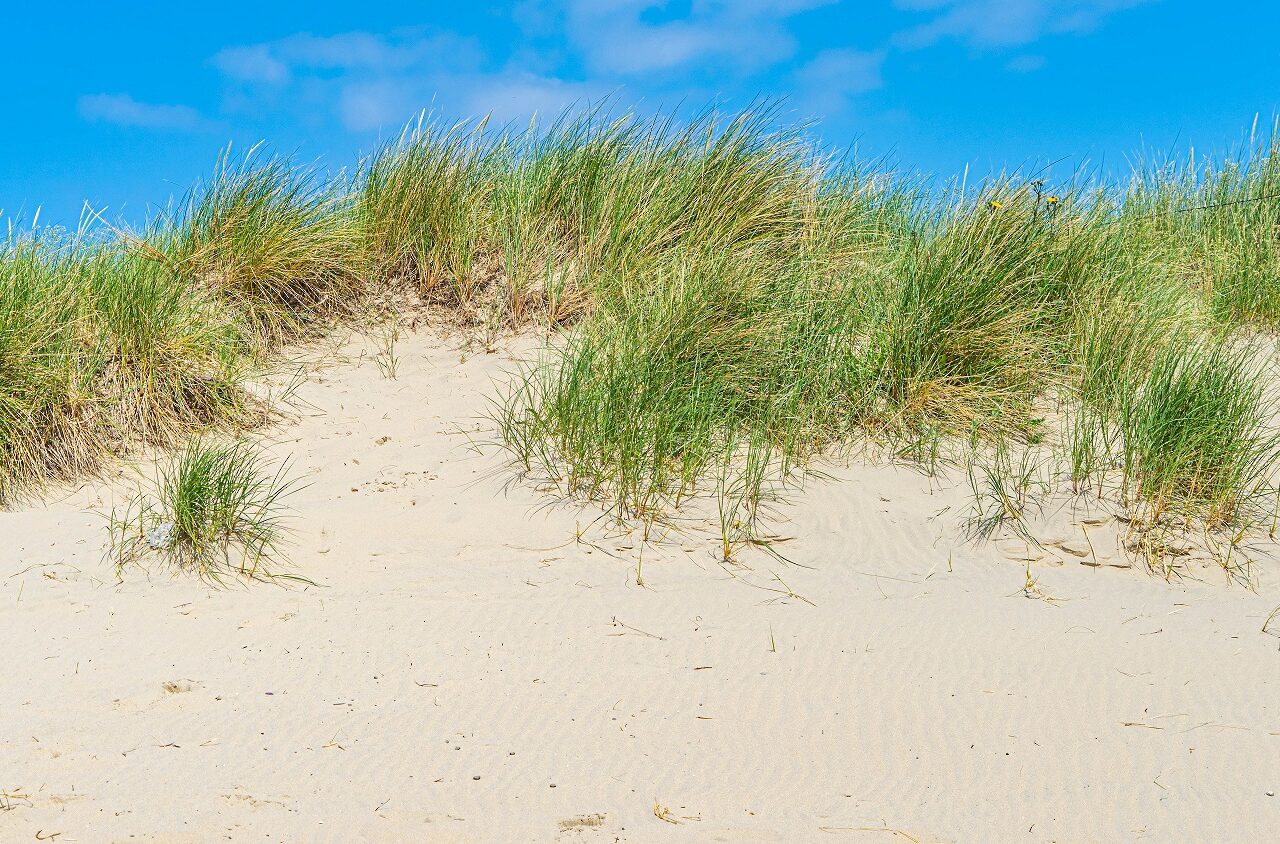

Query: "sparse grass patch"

xmin=108 ymin=439 xmax=303 ymax=582
xmin=963 ymin=442 xmax=1051 ymax=543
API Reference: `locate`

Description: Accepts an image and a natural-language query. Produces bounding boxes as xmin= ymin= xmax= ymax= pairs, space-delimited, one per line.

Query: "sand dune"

xmin=4 ymin=331 xmax=1279 ymax=842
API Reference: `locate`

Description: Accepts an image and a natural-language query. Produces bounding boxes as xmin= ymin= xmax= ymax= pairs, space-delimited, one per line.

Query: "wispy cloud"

xmin=209 ymin=0 xmax=1150 ymax=139
xmin=211 ymin=45 xmax=290 ymax=85
xmin=211 ymin=29 xmax=477 ymax=131
xmin=457 ymin=74 xmax=610 ymax=125
xmin=77 ymin=93 xmax=210 ymax=131
xmin=793 ymin=48 xmax=886 ymax=116
xmin=893 ymin=0 xmax=1152 ymax=49
xmin=546 ymin=0 xmax=838 ymax=76
xmin=211 ymin=27 xmax=606 ymax=133
xmin=211 ymin=30 xmax=483 ymax=86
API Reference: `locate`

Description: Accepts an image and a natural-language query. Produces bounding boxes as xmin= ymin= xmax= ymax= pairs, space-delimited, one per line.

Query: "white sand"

xmin=4 ymin=331 xmax=1279 ymax=843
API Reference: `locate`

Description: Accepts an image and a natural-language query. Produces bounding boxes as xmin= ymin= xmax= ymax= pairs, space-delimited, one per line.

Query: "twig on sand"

xmin=1 ymin=789 xmax=32 ymax=812
xmin=653 ymin=801 xmax=699 ymax=824
xmin=1018 ymin=562 xmax=1059 ymax=604
xmin=653 ymin=802 xmax=681 ymax=824
xmin=1263 ymin=604 xmax=1280 ymax=636
xmin=820 ymin=823 xmax=920 ymax=841
xmin=609 ymin=616 xmax=665 ymax=641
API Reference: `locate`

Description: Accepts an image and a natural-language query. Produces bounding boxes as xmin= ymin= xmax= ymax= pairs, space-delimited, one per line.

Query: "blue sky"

xmin=2 ymin=1 xmax=1277 ymax=228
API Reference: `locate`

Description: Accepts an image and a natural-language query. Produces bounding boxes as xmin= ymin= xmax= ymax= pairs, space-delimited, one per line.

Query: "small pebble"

xmin=472 ymin=775 xmax=481 ymax=781
xmin=1268 ymin=791 xmax=1275 ymax=797
xmin=549 ymin=783 xmax=556 ymax=788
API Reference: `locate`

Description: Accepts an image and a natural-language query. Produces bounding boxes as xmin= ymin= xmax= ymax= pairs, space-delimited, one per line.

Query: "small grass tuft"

xmin=109 ymin=439 xmax=304 ymax=582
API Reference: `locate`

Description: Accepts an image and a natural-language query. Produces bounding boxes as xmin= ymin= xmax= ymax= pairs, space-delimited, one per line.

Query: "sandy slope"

xmin=3 ymin=331 xmax=1279 ymax=843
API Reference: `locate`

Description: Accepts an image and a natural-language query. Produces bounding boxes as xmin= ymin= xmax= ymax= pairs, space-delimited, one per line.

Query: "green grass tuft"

xmin=1119 ymin=339 xmax=1280 ymax=526
xmin=108 ymin=439 xmax=303 ymax=582
xmin=163 ymin=145 xmax=366 ymax=343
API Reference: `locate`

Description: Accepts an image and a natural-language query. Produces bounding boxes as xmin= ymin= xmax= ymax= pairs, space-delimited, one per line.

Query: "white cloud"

xmin=210 ymin=26 xmax=614 ymax=134
xmin=212 ymin=44 xmax=290 ymax=85
xmin=541 ymin=0 xmax=838 ymax=76
xmin=337 ymin=80 xmax=410 ymax=133
xmin=208 ymin=3 xmax=876 ymax=135
xmin=215 ymin=30 xmax=483 ymax=83
xmin=331 ymin=72 xmax=607 ymax=133
xmin=211 ymin=29 xmax=493 ymax=132
xmin=456 ymin=75 xmax=609 ymax=126
xmin=77 ymin=93 xmax=210 ymax=131
xmin=893 ymin=0 xmax=1151 ymax=49
xmin=212 ymin=29 xmax=484 ymax=86
xmin=794 ymin=48 xmax=886 ymax=116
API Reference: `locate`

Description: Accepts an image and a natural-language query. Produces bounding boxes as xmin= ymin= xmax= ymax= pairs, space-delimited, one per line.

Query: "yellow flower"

xmin=988 ymin=200 xmax=1004 ymax=210
xmin=1047 ymin=195 xmax=1059 ymax=205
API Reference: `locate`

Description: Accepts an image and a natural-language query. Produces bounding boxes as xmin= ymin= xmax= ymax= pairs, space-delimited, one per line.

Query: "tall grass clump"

xmin=0 ymin=227 xmax=262 ymax=503
xmin=162 ymin=146 xmax=365 ymax=342
xmin=856 ymin=187 xmax=1055 ymax=435
xmin=495 ymin=109 xmax=1280 ymax=564
xmin=108 ymin=439 xmax=303 ymax=581
xmin=494 ymin=110 xmax=918 ymax=542
xmin=359 ymin=118 xmax=495 ymax=303
xmin=85 ymin=248 xmax=254 ymax=441
xmin=1122 ymin=120 xmax=1280 ymax=327
xmin=0 ymin=145 xmax=369 ymax=504
xmin=500 ymin=108 xmax=818 ymax=299
xmin=500 ymin=180 xmax=1079 ymax=539
xmin=1199 ymin=131 xmax=1280 ymax=325
xmin=500 ymin=255 xmax=788 ymax=526
xmin=357 ymin=105 xmax=826 ymax=329
xmin=1056 ymin=333 xmax=1280 ymax=575
xmin=1118 ymin=339 xmax=1279 ymax=527
xmin=0 ymin=236 xmax=94 ymax=501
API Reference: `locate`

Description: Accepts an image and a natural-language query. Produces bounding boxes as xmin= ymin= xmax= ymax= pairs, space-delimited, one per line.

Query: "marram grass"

xmin=108 ymin=438 xmax=304 ymax=582
xmin=3 ymin=103 xmax=1280 ymax=569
